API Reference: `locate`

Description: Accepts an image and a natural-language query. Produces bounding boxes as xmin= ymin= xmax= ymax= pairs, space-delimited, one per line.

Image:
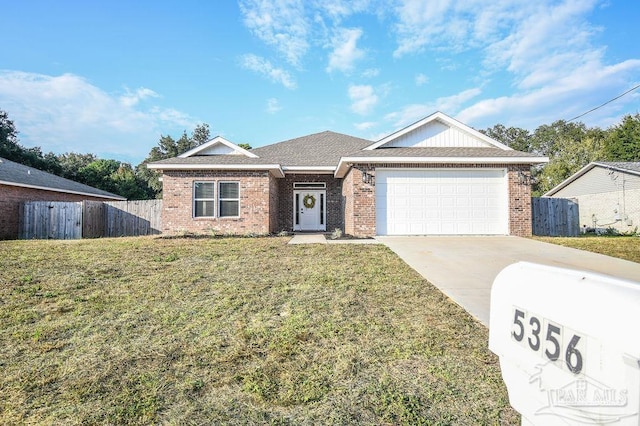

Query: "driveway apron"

xmin=377 ymin=236 xmax=640 ymax=327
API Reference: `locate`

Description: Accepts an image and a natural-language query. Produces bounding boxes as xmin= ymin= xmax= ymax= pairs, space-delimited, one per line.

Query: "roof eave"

xmin=146 ymin=162 xmax=285 ymax=178
xmin=335 ymin=156 xmax=549 ymax=178
xmin=0 ymin=180 xmax=126 ymax=200
xmin=282 ymin=166 xmax=335 ymax=174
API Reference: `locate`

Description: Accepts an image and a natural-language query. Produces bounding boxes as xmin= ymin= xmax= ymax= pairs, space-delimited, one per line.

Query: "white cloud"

xmin=120 ymin=87 xmax=159 ymax=107
xmin=240 ymin=54 xmax=297 ymax=89
xmin=456 ymin=59 xmax=640 ymax=130
xmin=239 ymin=0 xmax=309 ymax=67
xmin=415 ymin=73 xmax=428 ymax=86
xmin=348 ymin=84 xmax=378 ymax=115
xmin=326 ymin=28 xmax=365 ymax=73
xmin=354 ymin=121 xmax=376 ymax=130
xmin=266 ymin=98 xmax=282 ymax=114
xmin=385 ymin=87 xmax=482 ymax=126
xmin=0 ymin=71 xmax=196 ymax=162
xmin=362 ymin=68 xmax=380 ymax=78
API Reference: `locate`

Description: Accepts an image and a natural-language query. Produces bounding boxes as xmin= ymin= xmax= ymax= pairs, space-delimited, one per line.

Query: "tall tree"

xmin=481 ymin=124 xmax=532 ymax=152
xmin=603 ymin=113 xmax=640 ymax=161
xmin=136 ymin=123 xmax=211 ymax=199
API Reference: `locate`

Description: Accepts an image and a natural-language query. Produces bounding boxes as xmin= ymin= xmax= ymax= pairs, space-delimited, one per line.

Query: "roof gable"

xmin=545 ymin=162 xmax=640 ymax=196
xmin=365 ymin=111 xmax=511 ymax=151
xmin=179 ymin=136 xmax=258 ymax=158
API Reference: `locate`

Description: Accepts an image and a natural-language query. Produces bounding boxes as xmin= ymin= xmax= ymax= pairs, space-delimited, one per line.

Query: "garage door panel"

xmin=376 ymin=169 xmax=508 ymax=235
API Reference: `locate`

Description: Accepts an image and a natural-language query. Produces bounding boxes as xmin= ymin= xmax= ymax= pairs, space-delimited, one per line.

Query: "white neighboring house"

xmin=545 ymin=162 xmax=640 ymax=233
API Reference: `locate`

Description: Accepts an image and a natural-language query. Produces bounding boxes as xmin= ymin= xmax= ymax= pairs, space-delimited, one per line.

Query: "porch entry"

xmin=293 ymin=182 xmax=326 ymax=232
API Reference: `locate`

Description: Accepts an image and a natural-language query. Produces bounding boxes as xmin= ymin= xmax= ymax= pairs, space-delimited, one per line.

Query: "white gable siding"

xmin=198 ymin=144 xmax=240 ymax=156
xmin=384 ymin=120 xmax=493 ymax=148
xmin=552 ymin=167 xmax=640 ymax=197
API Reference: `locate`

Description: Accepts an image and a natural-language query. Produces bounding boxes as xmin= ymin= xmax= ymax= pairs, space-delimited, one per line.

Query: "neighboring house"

xmin=148 ymin=112 xmax=547 ymax=237
xmin=0 ymin=157 xmax=126 ymax=239
xmin=545 ymin=162 xmax=640 ymax=233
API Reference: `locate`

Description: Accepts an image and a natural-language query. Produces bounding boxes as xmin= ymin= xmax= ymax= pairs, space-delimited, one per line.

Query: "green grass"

xmin=0 ymin=237 xmax=517 ymax=425
xmin=534 ymin=235 xmax=640 ymax=263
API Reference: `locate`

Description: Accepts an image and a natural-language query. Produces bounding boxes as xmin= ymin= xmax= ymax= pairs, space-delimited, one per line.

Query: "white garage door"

xmin=376 ymin=169 xmax=508 ymax=235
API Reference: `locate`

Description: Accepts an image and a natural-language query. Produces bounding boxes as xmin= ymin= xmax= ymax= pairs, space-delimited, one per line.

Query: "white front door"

xmin=294 ymin=190 xmax=326 ymax=231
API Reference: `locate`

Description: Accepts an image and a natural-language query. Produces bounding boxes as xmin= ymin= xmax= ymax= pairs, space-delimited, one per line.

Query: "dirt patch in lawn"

xmin=0 ymin=236 xmax=517 ymax=425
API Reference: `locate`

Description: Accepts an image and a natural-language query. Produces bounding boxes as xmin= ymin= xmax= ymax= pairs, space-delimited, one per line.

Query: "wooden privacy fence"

xmin=532 ymin=197 xmax=579 ymax=237
xmin=21 ymin=200 xmax=162 ymax=239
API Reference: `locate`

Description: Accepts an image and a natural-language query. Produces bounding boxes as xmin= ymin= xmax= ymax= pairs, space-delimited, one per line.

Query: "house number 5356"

xmin=512 ymin=308 xmax=583 ymax=374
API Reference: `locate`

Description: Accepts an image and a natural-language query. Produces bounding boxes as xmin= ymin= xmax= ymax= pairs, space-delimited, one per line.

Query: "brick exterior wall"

xmin=161 ymin=170 xmax=272 ymax=235
xmin=342 ymin=166 xmax=376 ymax=237
xmin=0 ymin=184 xmax=116 ymax=240
xmin=343 ymin=163 xmax=534 ymax=237
xmin=159 ymin=163 xmax=534 ymax=237
xmin=507 ymin=165 xmax=533 ymax=236
xmin=276 ymin=174 xmax=343 ymax=232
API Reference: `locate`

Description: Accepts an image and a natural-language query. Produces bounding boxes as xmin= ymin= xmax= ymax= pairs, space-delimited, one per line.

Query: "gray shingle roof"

xmin=250 ymin=131 xmax=372 ymax=166
xmin=149 ymin=130 xmax=546 ymax=171
xmin=150 ymin=131 xmax=373 ymax=167
xmin=594 ymin=161 xmax=640 ymax=174
xmin=343 ymin=147 xmax=541 ymax=158
xmin=0 ymin=157 xmax=126 ymax=199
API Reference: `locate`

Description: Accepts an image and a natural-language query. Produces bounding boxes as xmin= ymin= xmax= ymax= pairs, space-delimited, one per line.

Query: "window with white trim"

xmin=194 ymin=182 xmax=215 ymax=217
xmin=219 ymin=181 xmax=240 ymax=217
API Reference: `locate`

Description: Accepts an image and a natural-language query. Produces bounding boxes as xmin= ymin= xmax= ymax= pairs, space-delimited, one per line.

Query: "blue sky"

xmin=1 ymin=0 xmax=639 ymax=164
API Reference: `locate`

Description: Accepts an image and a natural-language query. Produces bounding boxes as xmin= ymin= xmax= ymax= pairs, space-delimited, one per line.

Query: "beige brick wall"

xmin=573 ymin=189 xmax=640 ymax=232
xmin=161 ymin=170 xmax=272 ymax=235
xmin=507 ymin=165 xmax=532 ymax=236
xmin=0 ymin=184 xmax=116 ymax=240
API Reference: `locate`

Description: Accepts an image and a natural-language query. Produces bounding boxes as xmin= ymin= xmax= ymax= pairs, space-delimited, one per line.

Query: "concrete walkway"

xmin=377 ymin=236 xmax=640 ymax=327
xmin=288 ymin=233 xmax=381 ymax=245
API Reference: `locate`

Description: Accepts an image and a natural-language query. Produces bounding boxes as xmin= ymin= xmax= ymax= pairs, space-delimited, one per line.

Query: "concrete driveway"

xmin=377 ymin=236 xmax=640 ymax=327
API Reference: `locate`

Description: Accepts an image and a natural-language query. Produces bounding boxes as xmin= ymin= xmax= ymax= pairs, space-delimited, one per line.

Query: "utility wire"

xmin=567 ymin=83 xmax=640 ymax=122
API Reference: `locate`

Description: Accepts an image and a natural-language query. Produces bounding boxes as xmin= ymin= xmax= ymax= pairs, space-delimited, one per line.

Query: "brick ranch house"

xmin=148 ymin=112 xmax=548 ymax=237
xmin=0 ymin=157 xmax=125 ymax=240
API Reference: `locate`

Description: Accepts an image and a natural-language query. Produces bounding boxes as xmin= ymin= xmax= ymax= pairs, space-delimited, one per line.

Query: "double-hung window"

xmin=194 ymin=182 xmax=215 ymax=217
xmin=219 ymin=182 xmax=240 ymax=217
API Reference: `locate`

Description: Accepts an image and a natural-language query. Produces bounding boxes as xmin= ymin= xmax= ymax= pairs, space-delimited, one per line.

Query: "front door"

xmin=294 ymin=190 xmax=326 ymax=231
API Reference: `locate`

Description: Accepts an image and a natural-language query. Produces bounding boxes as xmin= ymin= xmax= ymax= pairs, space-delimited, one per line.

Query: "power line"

xmin=567 ymin=83 xmax=640 ymax=122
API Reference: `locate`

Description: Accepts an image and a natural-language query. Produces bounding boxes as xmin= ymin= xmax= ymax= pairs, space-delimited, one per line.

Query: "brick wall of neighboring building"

xmin=276 ymin=174 xmax=343 ymax=232
xmin=161 ymin=170 xmax=273 ymax=235
xmin=344 ymin=163 xmax=534 ymax=237
xmin=0 ymin=184 xmax=115 ymax=240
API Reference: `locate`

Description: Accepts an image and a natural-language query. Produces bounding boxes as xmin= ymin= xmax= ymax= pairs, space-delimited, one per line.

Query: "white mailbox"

xmin=489 ymin=262 xmax=640 ymax=425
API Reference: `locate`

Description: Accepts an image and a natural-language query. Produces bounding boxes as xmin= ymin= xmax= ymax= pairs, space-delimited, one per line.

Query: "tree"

xmin=57 ymin=152 xmax=97 ymax=182
xmin=603 ymin=114 xmax=640 ymax=161
xmin=238 ymin=143 xmax=252 ymax=150
xmin=0 ymin=109 xmax=61 ymax=173
xmin=481 ymin=124 xmax=532 ymax=152
xmin=136 ymin=123 xmax=211 ymax=199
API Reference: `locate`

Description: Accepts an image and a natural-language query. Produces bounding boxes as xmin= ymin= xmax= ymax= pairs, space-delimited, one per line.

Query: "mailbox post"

xmin=489 ymin=262 xmax=640 ymax=425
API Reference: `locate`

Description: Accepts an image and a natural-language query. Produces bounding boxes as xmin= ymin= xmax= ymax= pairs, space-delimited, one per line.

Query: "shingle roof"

xmin=342 ymin=147 xmax=541 ymax=158
xmin=0 ymin=157 xmax=126 ymax=199
xmin=594 ymin=162 xmax=640 ymax=174
xmin=250 ymin=131 xmax=373 ymax=166
xmin=149 ymin=129 xmax=547 ymax=172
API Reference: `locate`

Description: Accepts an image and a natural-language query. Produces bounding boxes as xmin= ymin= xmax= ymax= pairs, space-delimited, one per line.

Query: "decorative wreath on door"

xmin=303 ymin=194 xmax=316 ymax=209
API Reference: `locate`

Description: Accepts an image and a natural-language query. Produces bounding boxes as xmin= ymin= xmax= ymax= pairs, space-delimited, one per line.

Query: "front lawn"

xmin=533 ymin=236 xmax=640 ymax=263
xmin=0 ymin=237 xmax=517 ymax=425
